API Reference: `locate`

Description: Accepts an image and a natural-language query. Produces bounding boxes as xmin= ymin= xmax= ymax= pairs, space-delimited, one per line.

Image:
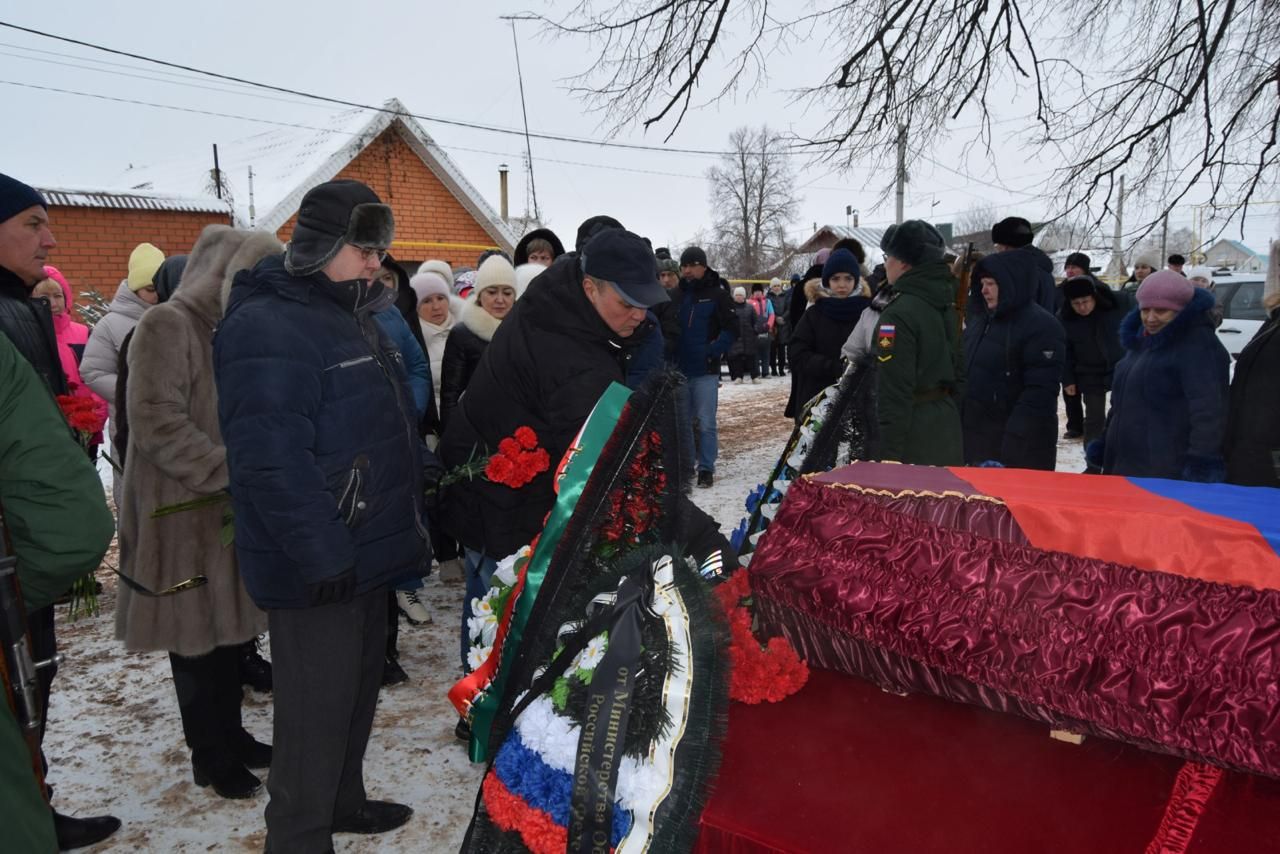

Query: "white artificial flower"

xmin=493 ymin=546 xmax=528 ymax=587
xmin=468 ymin=645 xmax=492 ymax=671
xmin=472 ymin=596 xmax=494 ymax=618
xmin=571 ymin=633 xmax=609 ymax=673
xmin=481 ymin=618 xmax=498 ymax=646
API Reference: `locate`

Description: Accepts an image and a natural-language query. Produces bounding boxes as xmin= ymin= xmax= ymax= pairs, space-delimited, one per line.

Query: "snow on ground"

xmin=49 ymin=376 xmax=1090 ymax=851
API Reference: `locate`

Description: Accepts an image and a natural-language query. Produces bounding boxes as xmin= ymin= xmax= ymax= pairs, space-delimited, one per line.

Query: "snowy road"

xmin=46 ymin=376 xmax=1087 ymax=852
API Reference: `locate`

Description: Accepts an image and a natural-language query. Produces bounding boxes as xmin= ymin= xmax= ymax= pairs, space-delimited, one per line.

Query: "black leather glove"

xmin=307 ymin=567 xmax=356 ymax=607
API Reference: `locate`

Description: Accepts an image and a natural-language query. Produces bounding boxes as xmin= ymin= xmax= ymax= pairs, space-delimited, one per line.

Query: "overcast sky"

xmin=1 ymin=1 xmax=1276 ymax=256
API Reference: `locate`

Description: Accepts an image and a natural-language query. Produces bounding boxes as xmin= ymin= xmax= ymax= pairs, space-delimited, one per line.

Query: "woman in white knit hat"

xmin=408 ymin=264 xmax=464 ymax=425
xmin=439 ymin=254 xmax=522 ymax=428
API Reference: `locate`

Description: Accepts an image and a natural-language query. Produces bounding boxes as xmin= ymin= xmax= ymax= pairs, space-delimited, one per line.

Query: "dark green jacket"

xmin=0 ymin=334 xmax=114 ymax=853
xmin=874 ymin=262 xmax=965 ymax=465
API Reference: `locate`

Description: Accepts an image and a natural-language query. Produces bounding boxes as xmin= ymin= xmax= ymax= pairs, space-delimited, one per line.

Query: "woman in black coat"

xmin=961 ymin=251 xmax=1065 ymax=470
xmin=1059 ymin=275 xmax=1126 ymax=459
xmin=788 ymin=249 xmax=870 ymax=422
xmin=439 ymin=255 xmax=519 ymax=429
xmin=726 ymin=286 xmax=766 ymax=381
xmin=1224 ymin=290 xmax=1280 ymax=487
xmin=1089 ymin=272 xmax=1230 ymax=481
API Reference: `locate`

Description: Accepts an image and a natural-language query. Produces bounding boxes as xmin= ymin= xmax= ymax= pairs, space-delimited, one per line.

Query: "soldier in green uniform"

xmin=875 ymin=221 xmax=965 ymax=466
xmin=0 ymin=333 xmax=115 ymax=852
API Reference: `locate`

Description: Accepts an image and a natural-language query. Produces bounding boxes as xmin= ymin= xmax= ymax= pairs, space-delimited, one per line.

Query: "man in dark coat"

xmin=442 ymin=228 xmax=670 ymax=561
xmin=441 ymin=229 xmax=734 ymax=670
xmin=875 ymin=222 xmax=965 ymax=465
xmin=962 ymin=251 xmax=1066 ymax=470
xmin=215 ymin=180 xmax=428 ymax=851
xmin=1224 ymin=290 xmax=1280 ymax=487
xmin=675 ymin=245 xmax=737 ymax=487
xmin=0 ymin=175 xmax=65 ymax=396
xmin=767 ymin=277 xmax=790 ymax=375
xmin=991 ymin=216 xmax=1056 ymax=313
xmin=1058 ymin=251 xmax=1103 ymax=437
xmin=1060 ymin=275 xmax=1126 ymax=460
xmin=0 ymin=173 xmax=122 ymax=850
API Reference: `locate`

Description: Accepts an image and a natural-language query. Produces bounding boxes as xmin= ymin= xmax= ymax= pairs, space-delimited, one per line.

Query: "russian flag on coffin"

xmin=955 ymin=467 xmax=1280 ymax=590
xmin=813 ymin=463 xmax=1280 ymax=590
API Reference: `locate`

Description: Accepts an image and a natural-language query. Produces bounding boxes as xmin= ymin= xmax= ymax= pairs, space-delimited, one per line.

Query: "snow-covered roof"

xmin=113 ymin=98 xmax=516 ymax=249
xmin=799 ymin=225 xmax=888 ymax=252
xmin=37 ymin=186 xmax=232 ymax=215
xmin=1209 ymin=238 xmax=1264 ymax=259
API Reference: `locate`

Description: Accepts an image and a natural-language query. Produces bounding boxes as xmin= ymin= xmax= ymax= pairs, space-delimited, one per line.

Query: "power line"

xmin=0 ymin=78 xmax=711 ymax=183
xmin=0 ymin=19 xmax=750 ymax=157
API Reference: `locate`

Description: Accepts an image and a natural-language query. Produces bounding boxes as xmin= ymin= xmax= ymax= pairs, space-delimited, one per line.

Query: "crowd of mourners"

xmin=773 ymin=215 xmax=1278 ymax=488
xmin=1 ymin=169 xmax=1278 ymax=853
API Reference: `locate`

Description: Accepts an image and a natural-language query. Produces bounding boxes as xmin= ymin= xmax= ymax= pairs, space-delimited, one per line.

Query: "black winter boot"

xmin=239 ymin=638 xmax=272 ymax=693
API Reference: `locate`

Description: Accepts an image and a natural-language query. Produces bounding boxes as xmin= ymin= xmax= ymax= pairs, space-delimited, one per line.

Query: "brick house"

xmin=39 ymin=98 xmax=514 ymax=304
xmin=39 ymin=190 xmax=232 ymax=301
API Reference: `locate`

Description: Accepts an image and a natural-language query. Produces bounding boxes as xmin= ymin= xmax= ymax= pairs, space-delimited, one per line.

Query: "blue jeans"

xmin=686 ymin=373 xmax=719 ymax=474
xmin=460 ymin=547 xmax=498 ymax=670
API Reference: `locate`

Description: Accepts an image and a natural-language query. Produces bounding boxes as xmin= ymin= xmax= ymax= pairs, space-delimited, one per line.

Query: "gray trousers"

xmin=264 ymin=588 xmax=385 ymax=853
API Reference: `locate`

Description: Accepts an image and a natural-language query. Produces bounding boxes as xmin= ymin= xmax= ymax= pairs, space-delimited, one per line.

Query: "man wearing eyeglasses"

xmin=214 ymin=179 xmax=429 ymax=852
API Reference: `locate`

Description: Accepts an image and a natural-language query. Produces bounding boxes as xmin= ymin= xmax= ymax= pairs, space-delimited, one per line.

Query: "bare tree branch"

xmin=538 ymin=0 xmax=1280 ymax=238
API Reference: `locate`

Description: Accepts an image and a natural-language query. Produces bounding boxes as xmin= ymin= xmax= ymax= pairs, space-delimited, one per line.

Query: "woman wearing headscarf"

xmin=787 ymin=249 xmax=871 ymax=422
xmin=439 ymin=254 xmax=521 ymax=429
xmin=1089 ymin=272 xmax=1230 ymax=480
xmin=116 ymin=226 xmax=280 ymax=800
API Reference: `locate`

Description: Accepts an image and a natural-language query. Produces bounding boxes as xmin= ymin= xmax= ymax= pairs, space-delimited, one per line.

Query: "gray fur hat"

xmin=880 ymin=220 xmax=947 ymax=266
xmin=656 ymin=256 xmax=680 ymax=275
xmin=284 ymin=179 xmax=395 ymax=277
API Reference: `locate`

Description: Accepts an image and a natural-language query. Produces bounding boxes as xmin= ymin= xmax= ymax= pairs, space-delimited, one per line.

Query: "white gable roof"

xmin=115 ymin=98 xmax=515 ymax=250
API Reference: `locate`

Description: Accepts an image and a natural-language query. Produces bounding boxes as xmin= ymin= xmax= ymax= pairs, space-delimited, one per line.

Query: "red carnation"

xmin=486 ymin=454 xmax=518 ymax=486
xmin=498 ymin=437 xmax=521 ymax=459
xmin=514 ymin=426 xmax=538 ymax=450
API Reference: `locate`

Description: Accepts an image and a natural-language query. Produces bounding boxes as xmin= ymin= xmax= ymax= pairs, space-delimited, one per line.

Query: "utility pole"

xmin=1106 ymin=175 xmax=1126 ymax=278
xmin=895 ymin=125 xmax=908 ymax=225
xmin=1159 ymin=213 xmax=1169 ymax=266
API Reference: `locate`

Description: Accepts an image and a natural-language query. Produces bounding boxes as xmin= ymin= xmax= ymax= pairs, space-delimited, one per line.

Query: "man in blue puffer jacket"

xmin=674 ymin=245 xmax=737 ymax=487
xmin=214 ymin=180 xmax=429 ymax=852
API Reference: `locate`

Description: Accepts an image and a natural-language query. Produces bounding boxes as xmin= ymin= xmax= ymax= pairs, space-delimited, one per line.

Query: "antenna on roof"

xmin=212 ymin=144 xmax=223 ymax=200
xmin=502 ymin=15 xmax=540 ymax=223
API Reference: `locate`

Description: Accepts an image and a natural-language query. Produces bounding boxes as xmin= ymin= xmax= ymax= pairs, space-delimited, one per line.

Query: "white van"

xmin=1212 ymin=274 xmax=1268 ymax=358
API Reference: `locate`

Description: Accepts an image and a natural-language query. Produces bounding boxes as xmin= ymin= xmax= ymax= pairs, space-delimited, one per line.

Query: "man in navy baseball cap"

xmin=582 ymin=227 xmax=668 ymax=307
xmin=578 ymin=226 xmax=668 ymax=338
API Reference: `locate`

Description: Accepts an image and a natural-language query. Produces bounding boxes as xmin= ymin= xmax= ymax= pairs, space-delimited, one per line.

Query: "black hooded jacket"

xmin=962 ymin=251 xmax=1065 ymax=469
xmin=1058 ymin=279 xmax=1126 ymax=392
xmin=0 ymin=265 xmax=66 ymax=395
xmin=513 ymin=228 xmax=566 ymax=266
xmin=439 ymin=253 xmax=645 ymax=557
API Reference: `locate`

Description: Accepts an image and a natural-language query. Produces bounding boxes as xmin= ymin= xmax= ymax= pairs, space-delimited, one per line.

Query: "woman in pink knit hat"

xmin=1087 ymin=271 xmax=1230 ymax=480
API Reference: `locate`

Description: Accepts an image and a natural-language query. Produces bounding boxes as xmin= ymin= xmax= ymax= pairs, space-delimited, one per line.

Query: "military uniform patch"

xmin=877 ymin=324 xmax=896 ymax=361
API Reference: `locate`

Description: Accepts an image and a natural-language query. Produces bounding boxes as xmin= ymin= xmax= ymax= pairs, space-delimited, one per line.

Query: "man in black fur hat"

xmin=215 ymin=179 xmax=428 ymax=851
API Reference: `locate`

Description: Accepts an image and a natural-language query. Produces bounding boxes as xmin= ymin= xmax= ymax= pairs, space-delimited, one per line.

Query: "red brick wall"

xmin=275 ymin=126 xmax=504 ymax=272
xmin=44 ymin=206 xmax=230 ymax=304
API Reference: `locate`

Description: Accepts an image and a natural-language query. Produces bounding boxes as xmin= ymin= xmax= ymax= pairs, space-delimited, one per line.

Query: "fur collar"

xmin=461 ymin=297 xmax=504 ymax=342
xmin=1119 ymin=286 xmax=1216 ymax=350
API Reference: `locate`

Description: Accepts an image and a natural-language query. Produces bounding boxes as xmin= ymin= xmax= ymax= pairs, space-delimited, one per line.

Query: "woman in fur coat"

xmin=439 ymin=254 xmax=522 ymax=429
xmin=116 ymin=226 xmax=280 ymax=800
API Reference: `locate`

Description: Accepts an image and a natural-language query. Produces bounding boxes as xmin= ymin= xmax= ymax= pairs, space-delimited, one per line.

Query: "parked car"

xmin=1212 ymin=275 xmax=1268 ymax=359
